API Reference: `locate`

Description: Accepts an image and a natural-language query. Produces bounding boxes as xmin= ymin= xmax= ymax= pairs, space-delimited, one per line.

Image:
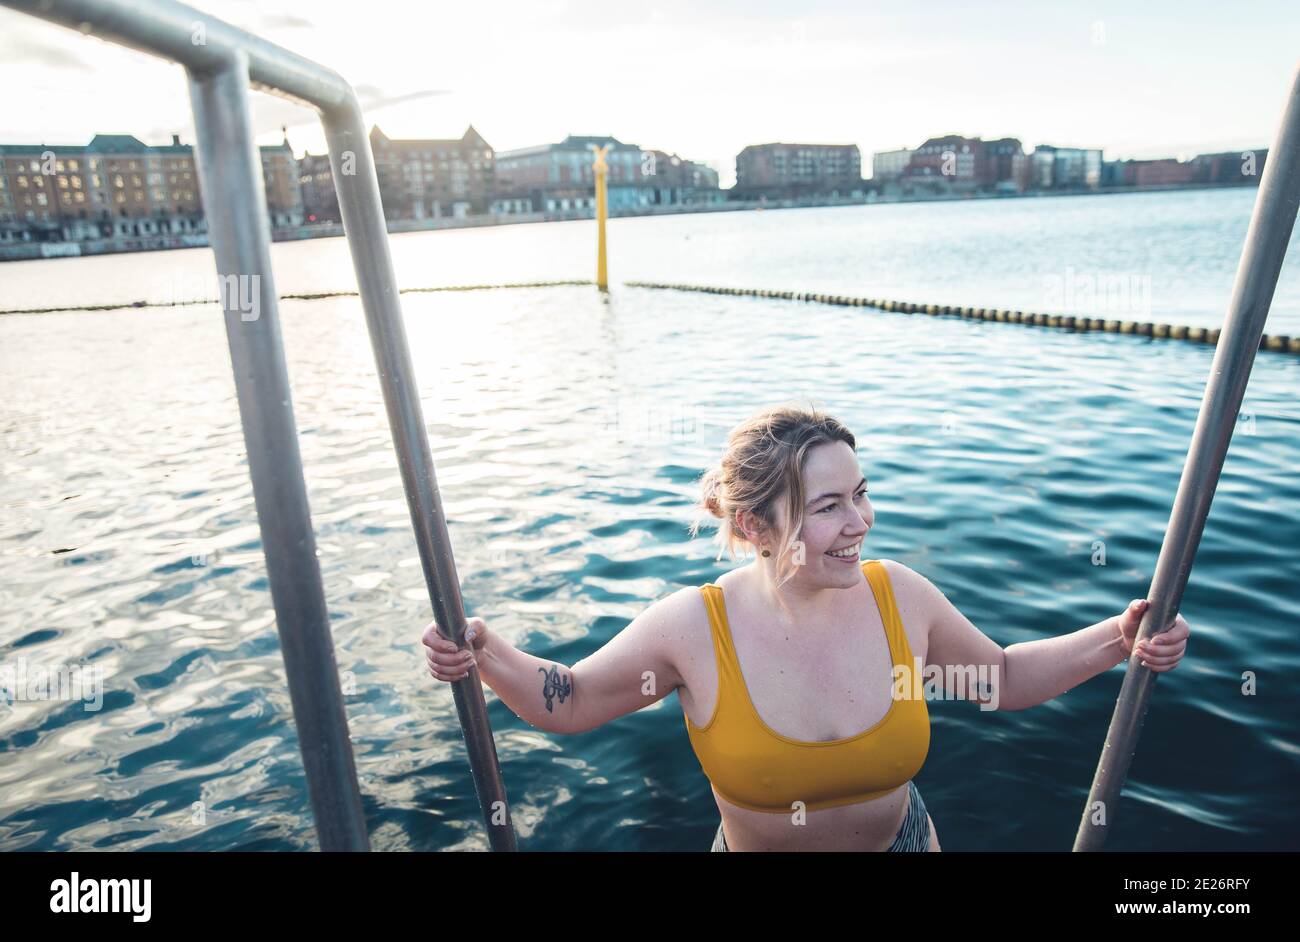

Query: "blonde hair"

xmin=689 ymin=401 xmax=857 ymax=589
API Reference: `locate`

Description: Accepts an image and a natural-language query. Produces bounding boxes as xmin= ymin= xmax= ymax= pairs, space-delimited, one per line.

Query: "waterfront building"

xmin=260 ymin=137 xmax=305 ymax=227
xmin=639 ymin=148 xmax=722 ymax=204
xmin=0 ymin=133 xmax=202 ymax=243
xmin=881 ymin=136 xmax=1025 ymax=195
xmin=905 ymin=135 xmax=982 ymax=191
xmin=369 ymin=125 xmax=495 ymax=220
xmin=870 ymin=147 xmax=913 ymax=182
xmin=298 ymin=152 xmax=340 ymax=224
xmin=0 ymin=131 xmax=304 ymax=243
xmin=1189 ymin=150 xmax=1269 ymax=185
xmin=1102 ymin=152 xmax=1267 ymax=188
xmin=982 ymin=137 xmax=1028 ymax=191
xmin=1029 ymin=144 xmax=1103 ymax=190
xmin=493 ymin=134 xmax=722 ymax=215
xmin=734 ymin=141 xmax=862 ymax=199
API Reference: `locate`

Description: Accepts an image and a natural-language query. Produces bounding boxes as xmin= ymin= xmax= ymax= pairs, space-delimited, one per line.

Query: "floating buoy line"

xmin=625 ymin=280 xmax=1300 ymax=356
xmin=11 ymin=276 xmax=1297 ymax=358
xmin=0 ymin=280 xmax=594 ymax=317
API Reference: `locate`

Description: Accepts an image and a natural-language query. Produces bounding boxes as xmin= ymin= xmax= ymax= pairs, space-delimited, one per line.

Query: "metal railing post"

xmin=1073 ymin=64 xmax=1300 ymax=851
xmin=186 ymin=50 xmax=369 ymax=852
xmin=321 ymin=102 xmax=517 ymax=852
xmin=0 ymin=0 xmax=518 ymax=852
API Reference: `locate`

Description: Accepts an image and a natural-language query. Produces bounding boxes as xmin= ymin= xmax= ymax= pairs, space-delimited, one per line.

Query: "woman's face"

xmin=784 ymin=440 xmax=873 ymax=588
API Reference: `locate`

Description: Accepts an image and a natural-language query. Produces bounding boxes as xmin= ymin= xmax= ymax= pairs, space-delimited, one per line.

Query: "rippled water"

xmin=2 ymin=191 xmax=1298 ymax=850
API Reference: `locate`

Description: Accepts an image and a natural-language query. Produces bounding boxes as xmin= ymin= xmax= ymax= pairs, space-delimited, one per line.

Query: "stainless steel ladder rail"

xmin=5 ymin=0 xmax=517 ymax=852
xmin=1073 ymin=63 xmax=1300 ymax=851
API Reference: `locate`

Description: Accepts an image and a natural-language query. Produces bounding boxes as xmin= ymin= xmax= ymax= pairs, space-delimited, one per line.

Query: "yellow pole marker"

xmin=589 ymin=143 xmax=611 ymax=291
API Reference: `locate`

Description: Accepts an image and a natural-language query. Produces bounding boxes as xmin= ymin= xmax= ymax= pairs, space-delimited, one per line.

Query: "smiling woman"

xmin=690 ymin=404 xmax=869 ymax=601
xmin=679 ymin=404 xmax=940 ymax=850
xmin=421 ymin=400 xmax=1192 ymax=851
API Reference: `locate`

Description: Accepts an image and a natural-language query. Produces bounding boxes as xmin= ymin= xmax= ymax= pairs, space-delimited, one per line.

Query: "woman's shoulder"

xmin=635 ymin=583 xmax=715 ymax=648
xmin=872 ymin=557 xmax=922 ymax=588
xmin=869 ymin=558 xmax=933 ymax=648
xmin=649 ymin=570 xmax=755 ymax=650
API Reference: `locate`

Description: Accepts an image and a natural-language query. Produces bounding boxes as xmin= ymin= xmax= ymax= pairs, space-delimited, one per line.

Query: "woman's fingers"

xmin=422 ymin=621 xmax=467 ymax=655
xmin=426 ymin=648 xmax=473 ymax=668
xmin=1137 ymin=647 xmax=1178 ymax=669
xmin=429 ymin=663 xmax=471 ymax=681
xmin=422 ymin=616 xmax=485 ymax=681
xmin=421 ymin=620 xmax=447 ymax=649
xmin=1148 ymin=631 xmax=1187 ymax=651
xmin=426 ymin=646 xmax=474 ymax=681
xmin=1147 ymin=614 xmax=1189 ymax=647
xmin=422 ymin=616 xmax=478 ymax=682
xmin=1135 ymin=613 xmax=1190 ymax=672
xmin=423 ymin=619 xmax=484 ymax=651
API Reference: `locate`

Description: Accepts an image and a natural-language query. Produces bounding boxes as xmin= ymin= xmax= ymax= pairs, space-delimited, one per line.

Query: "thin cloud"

xmin=355 ymin=86 xmax=453 ymax=111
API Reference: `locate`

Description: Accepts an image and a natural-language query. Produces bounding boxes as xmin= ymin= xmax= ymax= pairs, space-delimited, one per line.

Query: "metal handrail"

xmin=1073 ymin=63 xmax=1300 ymax=851
xmin=4 ymin=0 xmax=516 ymax=851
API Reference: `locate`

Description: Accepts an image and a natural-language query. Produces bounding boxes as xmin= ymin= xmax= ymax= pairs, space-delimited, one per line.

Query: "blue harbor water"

xmin=1 ymin=187 xmax=1298 ymax=850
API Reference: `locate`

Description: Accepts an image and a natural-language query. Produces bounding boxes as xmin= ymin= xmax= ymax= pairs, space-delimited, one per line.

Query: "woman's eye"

xmin=820 ymin=488 xmax=868 ymax=513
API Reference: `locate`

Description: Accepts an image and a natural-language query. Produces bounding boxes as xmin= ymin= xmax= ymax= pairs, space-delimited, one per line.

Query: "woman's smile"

xmin=825 ymin=539 xmax=863 ymax=561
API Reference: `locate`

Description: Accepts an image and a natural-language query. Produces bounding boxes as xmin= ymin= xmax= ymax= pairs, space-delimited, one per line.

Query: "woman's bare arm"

xmin=468 ymin=588 xmax=693 ymax=735
xmin=998 ymin=618 xmax=1128 ymax=711
xmin=893 ymin=561 xmax=1126 ymax=711
xmin=471 ymin=635 xmax=583 ymax=734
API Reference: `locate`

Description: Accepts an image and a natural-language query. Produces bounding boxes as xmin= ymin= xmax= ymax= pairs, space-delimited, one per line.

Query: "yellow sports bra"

xmin=684 ymin=559 xmax=929 ymax=813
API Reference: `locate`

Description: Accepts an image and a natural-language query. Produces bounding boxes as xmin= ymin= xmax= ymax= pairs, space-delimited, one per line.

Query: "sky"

xmin=2 ymin=0 xmax=1297 ymax=188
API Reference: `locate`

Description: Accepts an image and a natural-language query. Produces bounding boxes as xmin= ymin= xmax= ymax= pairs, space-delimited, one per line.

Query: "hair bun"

xmin=700 ymin=468 xmax=725 ymax=519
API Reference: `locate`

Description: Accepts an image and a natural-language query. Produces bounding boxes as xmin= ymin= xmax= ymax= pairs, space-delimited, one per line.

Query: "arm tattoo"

xmin=537 ymin=664 xmax=572 ymax=713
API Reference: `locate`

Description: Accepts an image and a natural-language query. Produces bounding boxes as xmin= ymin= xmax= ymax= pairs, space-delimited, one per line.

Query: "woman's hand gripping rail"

xmin=422 ymin=590 xmax=692 ymax=736
xmin=423 ymin=617 xmax=579 ymax=734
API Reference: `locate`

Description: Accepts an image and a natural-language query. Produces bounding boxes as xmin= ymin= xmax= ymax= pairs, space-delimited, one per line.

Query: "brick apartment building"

xmin=894 ymin=135 xmax=1027 ymax=193
xmin=0 ymin=132 xmax=304 ymax=244
xmin=733 ymin=142 xmax=862 ymax=198
xmin=369 ymin=125 xmax=495 ymax=220
xmin=297 ymin=152 xmax=340 ymax=224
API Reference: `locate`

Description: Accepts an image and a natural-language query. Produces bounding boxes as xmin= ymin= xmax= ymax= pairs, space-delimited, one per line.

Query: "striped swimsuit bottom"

xmin=710 ymin=779 xmax=930 ymax=852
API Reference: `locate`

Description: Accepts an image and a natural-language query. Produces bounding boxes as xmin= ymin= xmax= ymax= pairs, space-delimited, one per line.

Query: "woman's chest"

xmin=678 ymin=594 xmax=929 ymax=743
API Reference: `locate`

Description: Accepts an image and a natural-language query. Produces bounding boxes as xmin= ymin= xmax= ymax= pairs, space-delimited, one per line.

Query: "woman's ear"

xmin=734 ymin=508 xmax=754 ymax=545
xmin=735 ymin=508 xmax=767 ymax=547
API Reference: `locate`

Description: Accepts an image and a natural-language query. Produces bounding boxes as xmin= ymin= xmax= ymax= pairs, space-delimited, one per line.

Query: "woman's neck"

xmin=744 ymin=557 xmax=845 ymax=626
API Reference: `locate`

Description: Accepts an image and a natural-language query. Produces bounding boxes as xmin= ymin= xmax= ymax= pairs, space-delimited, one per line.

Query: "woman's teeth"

xmin=826 ymin=542 xmax=861 ymax=558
